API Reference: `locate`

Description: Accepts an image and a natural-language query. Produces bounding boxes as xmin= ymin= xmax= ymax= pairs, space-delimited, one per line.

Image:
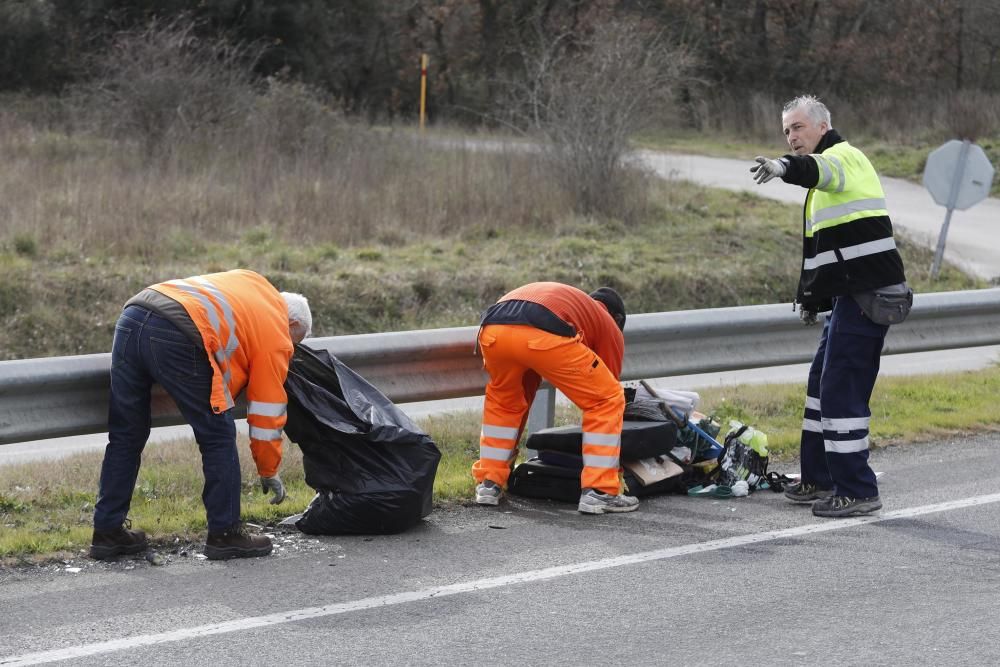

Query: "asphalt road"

xmin=2 ymin=433 xmax=999 ymax=666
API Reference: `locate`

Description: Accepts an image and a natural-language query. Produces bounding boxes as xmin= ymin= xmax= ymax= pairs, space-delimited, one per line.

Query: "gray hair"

xmin=281 ymin=292 xmax=312 ymax=340
xmin=782 ymin=95 xmax=832 ymax=127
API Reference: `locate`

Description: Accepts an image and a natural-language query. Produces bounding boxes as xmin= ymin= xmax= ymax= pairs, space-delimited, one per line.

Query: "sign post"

xmin=922 ymin=139 xmax=995 ymax=279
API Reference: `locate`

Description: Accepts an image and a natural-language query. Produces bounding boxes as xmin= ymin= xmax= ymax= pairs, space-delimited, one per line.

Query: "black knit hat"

xmin=590 ymin=287 xmax=626 ymax=331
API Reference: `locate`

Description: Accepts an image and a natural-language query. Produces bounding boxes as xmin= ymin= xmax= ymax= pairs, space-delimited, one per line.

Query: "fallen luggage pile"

xmin=509 ymin=420 xmax=687 ymax=501
xmin=509 ymin=383 xmax=692 ymax=501
xmin=508 ymin=380 xmax=776 ymax=502
xmin=281 ymin=345 xmax=441 ymax=535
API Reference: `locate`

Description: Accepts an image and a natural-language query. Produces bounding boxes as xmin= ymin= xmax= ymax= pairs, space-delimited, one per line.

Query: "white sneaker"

xmin=577 ymin=488 xmax=639 ymax=514
xmin=475 ymin=480 xmax=502 ymax=506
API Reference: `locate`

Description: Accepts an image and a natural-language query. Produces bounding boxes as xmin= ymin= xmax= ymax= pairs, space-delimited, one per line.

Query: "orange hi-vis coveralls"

xmin=149 ymin=270 xmax=293 ymax=478
xmin=472 ymin=282 xmax=626 ymax=495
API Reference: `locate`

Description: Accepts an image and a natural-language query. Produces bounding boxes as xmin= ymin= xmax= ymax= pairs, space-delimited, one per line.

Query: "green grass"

xmin=864 ymin=138 xmax=1000 ymax=198
xmin=3 ymin=366 xmax=1000 ymax=561
xmin=0 ymin=179 xmax=981 ymax=360
xmin=699 ymin=366 xmax=1000 ymax=458
xmin=0 ymin=437 xmax=312 ymax=563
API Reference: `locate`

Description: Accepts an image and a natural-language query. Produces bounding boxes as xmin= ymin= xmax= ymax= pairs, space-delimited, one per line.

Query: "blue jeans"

xmin=799 ymin=296 xmax=888 ymax=498
xmin=93 ymin=306 xmax=241 ymax=533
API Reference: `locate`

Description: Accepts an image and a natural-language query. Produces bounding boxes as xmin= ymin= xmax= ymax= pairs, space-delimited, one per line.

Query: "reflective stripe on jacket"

xmin=149 ymin=269 xmax=292 ymax=477
xmin=787 ymin=132 xmax=906 ymax=306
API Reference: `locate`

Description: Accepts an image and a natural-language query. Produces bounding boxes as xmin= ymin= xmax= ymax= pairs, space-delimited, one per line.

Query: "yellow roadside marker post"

xmin=419 ymin=53 xmax=429 ymax=133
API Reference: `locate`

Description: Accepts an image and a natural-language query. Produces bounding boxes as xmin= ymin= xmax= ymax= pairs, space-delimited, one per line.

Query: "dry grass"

xmin=0 ymin=111 xmax=575 ymax=259
xmin=0 ymin=174 xmax=981 ymax=360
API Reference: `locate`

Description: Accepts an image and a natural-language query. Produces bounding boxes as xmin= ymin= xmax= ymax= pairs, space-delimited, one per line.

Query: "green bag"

xmin=717 ymin=421 xmax=769 ymax=489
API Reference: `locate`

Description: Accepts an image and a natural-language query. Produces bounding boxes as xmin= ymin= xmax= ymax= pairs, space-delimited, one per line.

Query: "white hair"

xmin=782 ymin=94 xmax=832 ymax=127
xmin=281 ymin=292 xmax=312 ymax=340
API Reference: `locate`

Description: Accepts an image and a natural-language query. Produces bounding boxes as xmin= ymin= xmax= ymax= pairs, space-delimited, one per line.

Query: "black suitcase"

xmin=525 ymin=420 xmax=678 ymax=460
xmin=508 ymin=455 xmax=687 ymax=502
xmin=508 ymin=458 xmax=581 ymax=503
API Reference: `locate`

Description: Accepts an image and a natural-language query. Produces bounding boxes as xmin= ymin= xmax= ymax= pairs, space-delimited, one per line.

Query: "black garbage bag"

xmin=282 ymin=344 xmax=441 ymax=535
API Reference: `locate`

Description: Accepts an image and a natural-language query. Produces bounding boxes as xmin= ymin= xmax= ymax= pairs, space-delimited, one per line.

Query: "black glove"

xmin=260 ymin=475 xmax=286 ymax=505
xmin=750 ymin=156 xmax=787 ymax=184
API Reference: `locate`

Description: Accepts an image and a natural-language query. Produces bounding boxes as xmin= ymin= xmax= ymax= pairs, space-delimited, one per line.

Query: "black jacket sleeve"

xmin=780 ymin=154 xmax=819 ymax=188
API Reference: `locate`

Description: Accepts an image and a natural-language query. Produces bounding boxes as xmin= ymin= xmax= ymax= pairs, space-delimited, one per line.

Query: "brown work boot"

xmin=90 ymin=520 xmax=148 ymax=560
xmin=204 ymin=522 xmax=273 ymax=560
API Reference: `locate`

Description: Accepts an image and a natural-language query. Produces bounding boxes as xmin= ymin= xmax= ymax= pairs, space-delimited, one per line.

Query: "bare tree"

xmin=502 ymin=17 xmax=694 ymax=218
xmin=75 ymin=16 xmax=261 ymax=155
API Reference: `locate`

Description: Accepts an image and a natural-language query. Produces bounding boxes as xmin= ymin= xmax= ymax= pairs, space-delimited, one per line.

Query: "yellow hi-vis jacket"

xmin=784 ymin=129 xmax=906 ymax=307
xmin=150 ymin=269 xmax=292 ymax=478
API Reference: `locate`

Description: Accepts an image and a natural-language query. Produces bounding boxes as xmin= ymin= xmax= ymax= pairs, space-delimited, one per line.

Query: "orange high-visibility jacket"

xmin=149 ymin=270 xmax=292 ymax=478
xmin=497 ymin=282 xmax=624 ymax=377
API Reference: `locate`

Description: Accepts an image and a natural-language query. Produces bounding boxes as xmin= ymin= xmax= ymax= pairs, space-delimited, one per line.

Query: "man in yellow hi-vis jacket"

xmin=91 ymin=269 xmax=312 ymax=560
xmin=750 ymin=95 xmax=908 ymax=518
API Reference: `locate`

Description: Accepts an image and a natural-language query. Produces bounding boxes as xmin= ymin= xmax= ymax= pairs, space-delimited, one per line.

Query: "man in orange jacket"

xmin=472 ymin=282 xmax=638 ymax=514
xmin=90 ymin=269 xmax=312 ymax=561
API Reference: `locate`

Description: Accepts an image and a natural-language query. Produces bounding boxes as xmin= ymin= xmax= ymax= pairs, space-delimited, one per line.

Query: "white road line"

xmin=5 ymin=492 xmax=1000 ymax=666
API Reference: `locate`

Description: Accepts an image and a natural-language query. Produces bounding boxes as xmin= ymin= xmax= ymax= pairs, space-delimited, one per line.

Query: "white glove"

xmin=260 ymin=475 xmax=286 ymax=505
xmin=750 ymin=156 xmax=787 ymax=184
xmin=799 ymin=308 xmax=818 ymax=326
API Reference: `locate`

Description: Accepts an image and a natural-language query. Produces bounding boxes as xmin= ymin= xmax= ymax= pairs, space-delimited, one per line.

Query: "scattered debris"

xmin=145 ymin=552 xmax=167 ymax=566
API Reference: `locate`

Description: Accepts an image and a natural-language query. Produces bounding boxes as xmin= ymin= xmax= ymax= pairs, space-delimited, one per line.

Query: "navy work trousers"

xmin=93 ymin=306 xmax=241 ymax=533
xmin=799 ymin=296 xmax=888 ymax=499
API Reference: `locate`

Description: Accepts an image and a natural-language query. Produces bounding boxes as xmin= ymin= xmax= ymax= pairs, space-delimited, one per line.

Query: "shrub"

xmin=73 ymin=16 xmax=260 ymax=156
xmin=243 ymin=78 xmax=344 ymax=158
xmin=13 ymin=234 xmax=36 ymax=257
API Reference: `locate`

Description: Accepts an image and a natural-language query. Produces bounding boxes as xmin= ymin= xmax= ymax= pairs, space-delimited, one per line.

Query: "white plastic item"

xmin=637 ymin=380 xmax=700 ymax=417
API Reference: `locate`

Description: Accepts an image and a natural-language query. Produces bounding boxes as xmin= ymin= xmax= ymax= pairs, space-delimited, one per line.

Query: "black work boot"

xmin=204 ymin=523 xmax=273 ymax=560
xmin=90 ymin=520 xmax=148 ymax=560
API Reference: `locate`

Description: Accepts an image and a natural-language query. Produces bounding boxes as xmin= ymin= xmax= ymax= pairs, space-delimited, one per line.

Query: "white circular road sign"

xmin=923 ymin=140 xmax=995 ymax=211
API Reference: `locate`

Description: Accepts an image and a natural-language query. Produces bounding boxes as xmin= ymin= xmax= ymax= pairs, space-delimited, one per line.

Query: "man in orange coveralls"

xmin=472 ymin=282 xmax=637 ymax=515
xmin=90 ymin=269 xmax=312 ymax=561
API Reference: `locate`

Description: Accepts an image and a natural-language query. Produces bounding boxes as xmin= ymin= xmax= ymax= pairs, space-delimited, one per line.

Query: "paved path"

xmin=637 ymin=150 xmax=1000 ymax=281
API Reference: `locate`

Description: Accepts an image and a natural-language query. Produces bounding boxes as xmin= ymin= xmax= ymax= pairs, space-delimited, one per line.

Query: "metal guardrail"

xmin=2 ymin=288 xmax=1000 ymax=445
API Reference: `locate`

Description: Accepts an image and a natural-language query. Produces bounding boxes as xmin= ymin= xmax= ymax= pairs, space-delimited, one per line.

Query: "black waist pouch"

xmin=852 ymin=282 xmax=913 ymax=325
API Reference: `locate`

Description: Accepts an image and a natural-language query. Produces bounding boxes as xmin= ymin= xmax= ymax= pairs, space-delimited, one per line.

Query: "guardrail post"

xmin=525 ymin=386 xmax=555 ymax=450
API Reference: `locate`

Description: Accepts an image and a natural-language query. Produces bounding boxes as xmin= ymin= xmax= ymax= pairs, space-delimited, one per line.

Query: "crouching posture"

xmin=472 ymin=282 xmax=637 ymax=515
xmin=91 ymin=269 xmax=311 ymax=560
